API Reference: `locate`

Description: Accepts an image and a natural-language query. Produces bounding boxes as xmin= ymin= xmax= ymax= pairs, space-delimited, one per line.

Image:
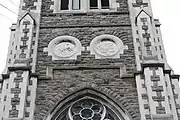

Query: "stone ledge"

xmin=53 ymin=65 xmax=121 ymax=70
xmin=171 ymin=75 xmax=180 ymax=80
xmin=41 ymin=11 xmax=130 ymax=17
xmin=1 ymin=73 xmax=10 ymax=79
xmin=40 ymin=24 xmax=132 ymax=29
xmin=141 ymin=63 xmax=165 ymax=69
xmin=151 ymin=114 xmax=173 ymax=120
xmin=30 ymin=73 xmax=39 ymax=78
xmin=3 ymin=117 xmax=24 ymax=120
xmin=121 ymin=75 xmax=134 ymax=79
xmin=8 ymin=66 xmax=31 ymax=71
xmin=38 ymin=76 xmax=52 ymax=80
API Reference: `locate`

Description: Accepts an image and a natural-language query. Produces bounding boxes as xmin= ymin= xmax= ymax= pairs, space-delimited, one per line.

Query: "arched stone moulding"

xmin=90 ymin=34 xmax=128 ymax=59
xmin=47 ymin=36 xmax=82 ymax=60
xmin=45 ymin=88 xmax=132 ymax=120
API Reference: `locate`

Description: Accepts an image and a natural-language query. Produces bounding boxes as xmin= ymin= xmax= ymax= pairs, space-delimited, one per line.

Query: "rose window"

xmin=54 ymin=98 xmax=128 ymax=120
xmin=68 ymin=99 xmax=106 ymax=120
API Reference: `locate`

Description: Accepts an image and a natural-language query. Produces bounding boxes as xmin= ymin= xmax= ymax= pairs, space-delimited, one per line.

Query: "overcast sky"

xmin=0 ymin=0 xmax=180 ymax=75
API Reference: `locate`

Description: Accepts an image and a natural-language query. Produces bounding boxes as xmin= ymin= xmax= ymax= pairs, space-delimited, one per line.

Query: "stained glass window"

xmin=57 ymin=99 xmax=120 ymax=120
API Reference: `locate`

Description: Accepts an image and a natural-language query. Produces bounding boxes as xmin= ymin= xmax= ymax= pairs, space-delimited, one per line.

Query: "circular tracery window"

xmin=68 ymin=99 xmax=106 ymax=120
xmin=55 ymin=98 xmax=130 ymax=120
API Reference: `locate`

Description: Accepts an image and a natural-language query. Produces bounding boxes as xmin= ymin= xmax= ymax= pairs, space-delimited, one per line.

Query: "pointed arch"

xmin=135 ymin=9 xmax=152 ymax=25
xmin=18 ymin=12 xmax=36 ymax=26
xmin=45 ymin=88 xmax=133 ymax=120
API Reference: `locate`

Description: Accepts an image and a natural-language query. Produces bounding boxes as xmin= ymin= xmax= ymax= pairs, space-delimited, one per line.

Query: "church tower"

xmin=0 ymin=0 xmax=180 ymax=120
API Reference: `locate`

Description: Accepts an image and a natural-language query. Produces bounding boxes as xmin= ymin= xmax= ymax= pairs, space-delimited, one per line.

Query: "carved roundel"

xmin=53 ymin=40 xmax=76 ymax=58
xmin=90 ymin=35 xmax=128 ymax=59
xmin=48 ymin=36 xmax=81 ymax=60
xmin=94 ymin=39 xmax=120 ymax=57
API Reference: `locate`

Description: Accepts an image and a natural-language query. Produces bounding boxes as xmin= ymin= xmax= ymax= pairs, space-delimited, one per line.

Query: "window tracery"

xmin=57 ymin=99 xmax=121 ymax=120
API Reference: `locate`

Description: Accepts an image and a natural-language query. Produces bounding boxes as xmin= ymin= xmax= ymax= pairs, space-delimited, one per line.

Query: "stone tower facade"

xmin=0 ymin=0 xmax=180 ymax=120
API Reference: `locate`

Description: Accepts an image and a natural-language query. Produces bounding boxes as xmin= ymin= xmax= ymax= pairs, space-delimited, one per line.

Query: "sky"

xmin=0 ymin=0 xmax=180 ymax=75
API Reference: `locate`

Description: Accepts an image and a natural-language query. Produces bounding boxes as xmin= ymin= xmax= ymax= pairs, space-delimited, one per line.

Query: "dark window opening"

xmin=136 ymin=30 xmax=139 ymax=34
xmin=90 ymin=0 xmax=98 ymax=9
xmin=72 ymin=0 xmax=80 ymax=10
xmin=101 ymin=0 xmax=109 ymax=9
xmin=156 ymin=29 xmax=159 ymax=34
xmin=61 ymin=0 xmax=69 ymax=10
xmin=159 ymin=46 xmax=162 ymax=50
xmin=155 ymin=46 xmax=157 ymax=51
xmin=161 ymin=54 xmax=164 ymax=59
xmin=8 ymin=59 xmax=11 ymax=63
xmin=136 ymin=38 xmax=140 ymax=42
xmin=23 ymin=41 xmax=26 ymax=45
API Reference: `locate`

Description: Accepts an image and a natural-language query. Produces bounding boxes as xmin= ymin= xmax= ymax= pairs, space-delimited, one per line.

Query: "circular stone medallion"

xmin=53 ymin=41 xmax=76 ymax=58
xmin=94 ymin=39 xmax=119 ymax=57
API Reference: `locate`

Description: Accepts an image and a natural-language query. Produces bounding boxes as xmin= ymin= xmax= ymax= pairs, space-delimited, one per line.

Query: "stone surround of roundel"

xmin=90 ymin=34 xmax=128 ymax=59
xmin=47 ymin=36 xmax=82 ymax=60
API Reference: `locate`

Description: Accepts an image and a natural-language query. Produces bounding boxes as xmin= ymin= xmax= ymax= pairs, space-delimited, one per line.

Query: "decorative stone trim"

xmin=151 ymin=76 xmax=160 ymax=81
xmin=142 ymin=94 xmax=148 ymax=99
xmin=46 ymin=36 xmax=82 ymax=60
xmin=151 ymin=114 xmax=173 ymax=120
xmin=9 ymin=110 xmax=19 ymax=118
xmin=90 ymin=34 xmax=128 ymax=59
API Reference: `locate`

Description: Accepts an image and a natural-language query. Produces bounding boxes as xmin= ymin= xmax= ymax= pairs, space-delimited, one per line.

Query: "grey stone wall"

xmin=34 ymin=0 xmax=141 ymax=119
xmin=35 ymin=69 xmax=140 ymax=120
xmin=40 ymin=13 xmax=131 ymax=28
xmin=37 ymin=12 xmax=135 ymax=75
xmin=22 ymin=0 xmax=38 ymax=10
xmin=36 ymin=26 xmax=135 ymax=75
